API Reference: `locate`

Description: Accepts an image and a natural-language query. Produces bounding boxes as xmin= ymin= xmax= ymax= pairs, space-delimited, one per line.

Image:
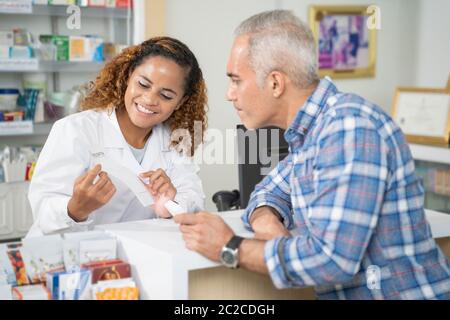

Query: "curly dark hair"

xmin=81 ymin=36 xmax=208 ymax=156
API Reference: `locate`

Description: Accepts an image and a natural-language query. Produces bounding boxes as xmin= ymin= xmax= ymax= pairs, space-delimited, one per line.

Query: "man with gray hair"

xmin=174 ymin=10 xmax=450 ymax=299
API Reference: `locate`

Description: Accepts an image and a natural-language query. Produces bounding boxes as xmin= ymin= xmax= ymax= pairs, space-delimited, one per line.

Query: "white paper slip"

xmin=96 ymin=159 xmax=154 ymax=206
xmin=164 ymin=200 xmax=186 ymax=217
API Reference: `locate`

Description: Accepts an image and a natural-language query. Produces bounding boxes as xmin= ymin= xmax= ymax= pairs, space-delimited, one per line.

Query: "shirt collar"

xmin=284 ymin=76 xmax=339 ymax=143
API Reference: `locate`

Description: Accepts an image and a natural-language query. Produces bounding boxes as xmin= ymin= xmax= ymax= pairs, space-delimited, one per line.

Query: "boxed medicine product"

xmin=92 ymin=278 xmax=138 ymax=300
xmin=39 ymin=35 xmax=69 ymax=61
xmin=46 ymin=269 xmax=92 ymax=300
xmin=81 ymin=259 xmax=131 ymax=284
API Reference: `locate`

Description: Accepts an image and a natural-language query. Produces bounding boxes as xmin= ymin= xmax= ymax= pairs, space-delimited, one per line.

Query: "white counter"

xmin=96 ymin=209 xmax=450 ymax=300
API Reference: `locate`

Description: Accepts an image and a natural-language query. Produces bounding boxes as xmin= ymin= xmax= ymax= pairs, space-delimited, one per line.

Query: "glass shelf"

xmin=0 ymin=121 xmax=54 ymax=137
xmin=409 ymin=143 xmax=450 ymax=165
xmin=415 ymin=158 xmax=450 ymax=215
xmin=0 ymin=59 xmax=104 ymax=73
xmin=0 ymin=4 xmax=132 ymax=19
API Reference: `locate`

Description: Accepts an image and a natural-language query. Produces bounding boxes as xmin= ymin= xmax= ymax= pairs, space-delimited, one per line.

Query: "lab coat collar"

xmin=100 ymin=108 xmax=172 ymax=152
xmin=102 ymin=109 xmax=171 ymax=152
xmin=101 ymin=109 xmax=126 ymax=149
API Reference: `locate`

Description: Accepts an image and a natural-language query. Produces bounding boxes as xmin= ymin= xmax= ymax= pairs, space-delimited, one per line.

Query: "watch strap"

xmin=226 ymin=235 xmax=244 ymax=250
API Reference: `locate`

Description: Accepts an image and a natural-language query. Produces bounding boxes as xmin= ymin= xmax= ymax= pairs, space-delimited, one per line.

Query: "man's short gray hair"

xmin=235 ymin=10 xmax=319 ymax=89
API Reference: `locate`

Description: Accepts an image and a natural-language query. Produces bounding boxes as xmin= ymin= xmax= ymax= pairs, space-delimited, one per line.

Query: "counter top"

xmin=96 ymin=209 xmax=450 ymax=299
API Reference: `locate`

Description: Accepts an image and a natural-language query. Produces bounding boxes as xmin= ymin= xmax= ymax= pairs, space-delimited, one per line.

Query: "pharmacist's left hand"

xmin=174 ymin=212 xmax=234 ymax=261
xmin=140 ymin=168 xmax=177 ymax=200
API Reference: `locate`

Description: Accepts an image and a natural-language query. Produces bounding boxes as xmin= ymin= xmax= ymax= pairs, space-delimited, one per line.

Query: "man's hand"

xmin=250 ymin=206 xmax=290 ymax=240
xmin=174 ymin=212 xmax=234 ymax=261
xmin=67 ymin=164 xmax=116 ymax=222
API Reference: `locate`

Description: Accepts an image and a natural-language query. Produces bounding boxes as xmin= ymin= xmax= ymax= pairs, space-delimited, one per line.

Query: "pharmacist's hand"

xmin=140 ymin=169 xmax=177 ymax=200
xmin=174 ymin=212 xmax=234 ymax=262
xmin=250 ymin=206 xmax=290 ymax=240
xmin=67 ymin=164 xmax=116 ymax=222
xmin=150 ymin=194 xmax=173 ymax=219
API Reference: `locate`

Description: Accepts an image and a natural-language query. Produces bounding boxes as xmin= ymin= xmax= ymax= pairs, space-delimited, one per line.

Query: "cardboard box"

xmin=39 ymin=35 xmax=69 ymax=61
xmin=81 ymin=259 xmax=131 ymax=284
xmin=46 ymin=269 xmax=92 ymax=300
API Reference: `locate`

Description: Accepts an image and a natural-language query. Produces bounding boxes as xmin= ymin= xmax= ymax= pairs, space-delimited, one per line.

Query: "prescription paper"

xmin=96 ymin=159 xmax=154 ymax=207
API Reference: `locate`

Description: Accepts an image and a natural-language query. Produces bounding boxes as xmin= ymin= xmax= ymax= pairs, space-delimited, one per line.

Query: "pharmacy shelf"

xmin=0 ymin=4 xmax=132 ymax=19
xmin=0 ymin=59 xmax=104 ymax=73
xmin=410 ymin=143 xmax=450 ymax=165
xmin=0 ymin=121 xmax=53 ymax=137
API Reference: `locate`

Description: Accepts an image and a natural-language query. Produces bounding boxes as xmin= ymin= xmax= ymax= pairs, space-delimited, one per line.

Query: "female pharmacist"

xmin=27 ymin=37 xmax=207 ymax=237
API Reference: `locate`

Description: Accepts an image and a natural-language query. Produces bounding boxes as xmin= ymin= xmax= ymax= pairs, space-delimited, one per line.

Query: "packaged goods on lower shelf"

xmin=0 ymin=230 xmax=139 ymax=300
xmin=92 ymin=278 xmax=139 ymax=300
xmin=81 ymin=259 xmax=131 ymax=284
xmin=47 ymin=268 xmax=92 ymax=300
xmin=12 ymin=284 xmax=51 ymax=300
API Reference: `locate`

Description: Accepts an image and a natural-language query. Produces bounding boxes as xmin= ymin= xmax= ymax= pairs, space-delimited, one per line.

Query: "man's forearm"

xmin=250 ymin=206 xmax=283 ymax=224
xmin=238 ymin=238 xmax=269 ymax=274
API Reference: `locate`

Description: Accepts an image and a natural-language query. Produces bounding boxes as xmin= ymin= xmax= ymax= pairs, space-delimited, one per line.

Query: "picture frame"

xmin=391 ymin=87 xmax=450 ymax=146
xmin=309 ymin=5 xmax=377 ymax=79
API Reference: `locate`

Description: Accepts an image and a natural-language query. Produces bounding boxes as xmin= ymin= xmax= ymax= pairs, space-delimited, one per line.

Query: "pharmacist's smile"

xmin=134 ymin=102 xmax=160 ymax=115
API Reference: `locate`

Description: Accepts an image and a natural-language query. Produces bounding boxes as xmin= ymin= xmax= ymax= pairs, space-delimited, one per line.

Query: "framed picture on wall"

xmin=309 ymin=5 xmax=377 ymax=79
xmin=391 ymin=87 xmax=450 ymax=146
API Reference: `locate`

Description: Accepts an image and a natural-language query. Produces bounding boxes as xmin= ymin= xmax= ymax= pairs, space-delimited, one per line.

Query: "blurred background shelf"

xmin=0 ymin=4 xmax=131 ymax=19
xmin=0 ymin=121 xmax=53 ymax=136
xmin=0 ymin=59 xmax=104 ymax=73
xmin=410 ymin=143 xmax=450 ymax=165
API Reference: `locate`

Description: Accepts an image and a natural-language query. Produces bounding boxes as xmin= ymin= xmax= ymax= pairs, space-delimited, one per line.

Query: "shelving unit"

xmin=409 ymin=143 xmax=450 ymax=165
xmin=410 ymin=143 xmax=450 ymax=215
xmin=0 ymin=121 xmax=53 ymax=136
xmin=0 ymin=59 xmax=104 ymax=73
xmin=0 ymin=3 xmax=131 ymax=18
xmin=0 ymin=2 xmax=140 ymax=241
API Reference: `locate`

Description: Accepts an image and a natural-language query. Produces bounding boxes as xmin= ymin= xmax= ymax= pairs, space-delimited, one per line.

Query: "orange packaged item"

xmin=7 ymin=249 xmax=29 ymax=286
xmin=92 ymin=278 xmax=139 ymax=300
xmin=95 ymin=287 xmax=139 ymax=300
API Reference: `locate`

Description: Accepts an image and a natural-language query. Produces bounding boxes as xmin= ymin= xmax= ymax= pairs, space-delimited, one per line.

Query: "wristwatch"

xmin=220 ymin=235 xmax=245 ymax=269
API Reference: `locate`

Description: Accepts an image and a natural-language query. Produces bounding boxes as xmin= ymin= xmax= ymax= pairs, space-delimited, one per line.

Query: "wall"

xmin=413 ymin=0 xmax=450 ymax=87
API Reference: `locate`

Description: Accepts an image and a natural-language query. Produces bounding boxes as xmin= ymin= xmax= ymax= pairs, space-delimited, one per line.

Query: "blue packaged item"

xmin=46 ymin=268 xmax=92 ymax=300
xmin=23 ymin=88 xmax=40 ymax=121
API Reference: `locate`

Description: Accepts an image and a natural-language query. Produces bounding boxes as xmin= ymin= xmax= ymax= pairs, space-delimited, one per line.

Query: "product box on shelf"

xmin=39 ymin=35 xmax=69 ymax=61
xmin=81 ymin=259 xmax=131 ymax=284
xmin=46 ymin=268 xmax=92 ymax=300
xmin=92 ymin=278 xmax=138 ymax=300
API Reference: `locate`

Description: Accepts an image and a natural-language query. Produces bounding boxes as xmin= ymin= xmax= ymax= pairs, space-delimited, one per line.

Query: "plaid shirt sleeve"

xmin=241 ymin=153 xmax=295 ymax=231
xmin=265 ymin=115 xmax=390 ymax=288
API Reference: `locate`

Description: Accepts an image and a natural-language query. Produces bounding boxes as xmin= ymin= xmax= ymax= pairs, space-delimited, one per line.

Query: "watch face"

xmin=220 ymin=247 xmax=238 ymax=268
xmin=222 ymin=250 xmax=235 ymax=265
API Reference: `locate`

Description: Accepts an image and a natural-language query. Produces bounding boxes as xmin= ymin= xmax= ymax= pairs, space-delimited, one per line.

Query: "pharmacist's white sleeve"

xmin=27 ymin=118 xmax=93 ymax=238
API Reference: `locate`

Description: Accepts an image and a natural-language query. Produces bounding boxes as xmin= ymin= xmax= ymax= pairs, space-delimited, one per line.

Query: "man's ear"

xmin=267 ymin=71 xmax=285 ymax=98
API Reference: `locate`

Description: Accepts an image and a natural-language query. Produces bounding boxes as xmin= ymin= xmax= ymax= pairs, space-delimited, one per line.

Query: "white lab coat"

xmin=27 ymin=109 xmax=205 ymax=237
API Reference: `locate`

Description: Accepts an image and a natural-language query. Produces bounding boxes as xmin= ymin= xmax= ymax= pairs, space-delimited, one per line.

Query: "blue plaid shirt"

xmin=242 ymin=77 xmax=450 ymax=299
